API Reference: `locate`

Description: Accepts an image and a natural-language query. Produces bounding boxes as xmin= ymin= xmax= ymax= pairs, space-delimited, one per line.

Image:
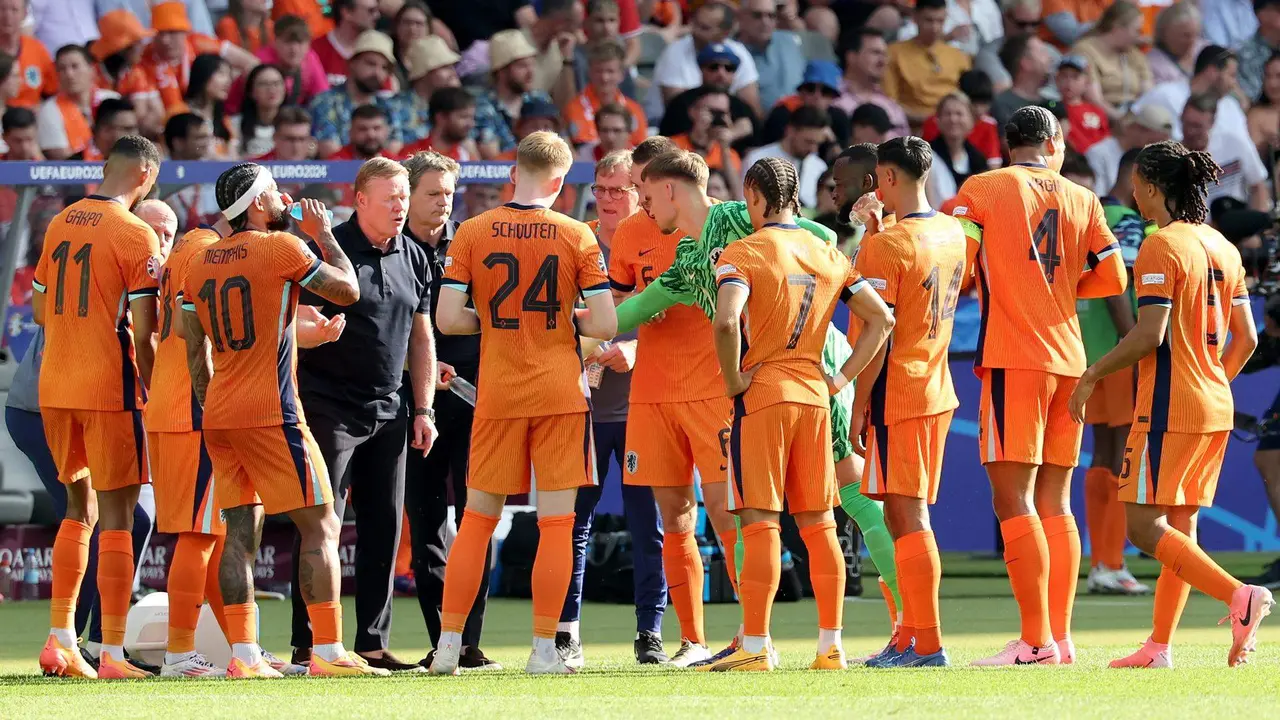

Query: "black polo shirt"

xmin=404 ymin=221 xmax=480 ymax=372
xmin=299 ymin=213 xmax=432 ymax=431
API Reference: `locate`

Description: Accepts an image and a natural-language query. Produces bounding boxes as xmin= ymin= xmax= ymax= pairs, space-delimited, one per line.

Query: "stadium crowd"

xmin=6 ymin=0 xmax=1280 ymax=680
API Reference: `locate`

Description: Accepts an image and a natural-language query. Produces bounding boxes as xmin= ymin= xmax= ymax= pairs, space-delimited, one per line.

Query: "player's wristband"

xmin=831 ymin=372 xmax=852 ymax=392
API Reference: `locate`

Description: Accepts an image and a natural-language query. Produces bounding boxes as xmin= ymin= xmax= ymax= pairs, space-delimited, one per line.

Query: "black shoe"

xmin=291 ymin=647 xmax=312 ymax=666
xmin=555 ymin=631 xmax=584 ymax=669
xmin=458 ymin=646 xmax=503 ymax=671
xmin=634 ymin=631 xmax=668 ymax=664
xmin=1249 ymin=557 xmax=1280 ymax=590
xmin=357 ymin=651 xmax=425 ymax=673
xmin=123 ymin=650 xmax=160 ymax=675
xmin=418 ymin=649 xmax=435 ymax=669
xmin=79 ymin=647 xmax=100 ymax=672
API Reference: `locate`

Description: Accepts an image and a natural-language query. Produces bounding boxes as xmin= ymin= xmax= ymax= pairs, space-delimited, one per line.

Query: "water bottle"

xmin=448 ymin=377 xmax=477 ymax=407
xmin=287 ymin=203 xmax=334 ymax=222
xmin=21 ymin=548 xmax=40 ymax=600
xmin=586 ymin=341 xmax=610 ymax=389
xmin=0 ymin=558 xmax=11 ymax=602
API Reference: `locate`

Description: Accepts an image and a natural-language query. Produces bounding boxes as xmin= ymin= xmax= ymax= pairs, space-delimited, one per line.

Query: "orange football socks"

xmin=1083 ymin=467 xmax=1110 ymax=566
xmin=440 ymin=509 xmax=499 ymax=634
xmin=1100 ymin=478 xmax=1128 ymax=569
xmin=1151 ymin=568 xmax=1191 ymax=644
xmin=167 ymin=533 xmax=221 ymax=653
xmin=308 ymin=601 xmax=342 ymax=646
xmin=98 ymin=530 xmax=135 ymax=647
xmin=1043 ymin=513 xmax=1080 ymax=643
xmin=662 ymin=530 xmax=706 ymax=644
xmin=739 ymin=521 xmax=781 ymax=640
xmin=206 ymin=535 xmax=228 ymax=637
xmin=800 ymin=521 xmax=845 ymax=632
xmin=896 ymin=530 xmax=942 ymax=655
xmin=1154 ymin=528 xmax=1242 ymax=604
xmin=49 ymin=519 xmax=92 ymax=631
xmin=1000 ymin=515 xmax=1051 ymax=647
xmin=532 ymin=515 xmax=575 ymax=639
xmin=224 ymin=602 xmax=256 ymax=646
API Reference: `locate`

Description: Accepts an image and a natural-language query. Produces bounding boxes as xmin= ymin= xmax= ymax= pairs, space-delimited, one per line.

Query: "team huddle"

xmin=31 ymin=103 xmax=1276 ymax=681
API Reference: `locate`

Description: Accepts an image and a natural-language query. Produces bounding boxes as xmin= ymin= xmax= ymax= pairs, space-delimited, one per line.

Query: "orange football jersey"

xmin=33 ymin=195 xmax=162 ymax=411
xmin=856 ymin=210 xmax=967 ymax=426
xmin=953 ymin=163 xmax=1124 ymax=376
xmin=1131 ymin=222 xmax=1248 ymax=435
xmin=180 ymin=230 xmax=322 ymax=430
xmin=716 ymin=223 xmax=865 ymax=414
xmin=609 ymin=210 xmax=725 ymax=404
xmin=145 ymin=227 xmax=222 ymax=433
xmin=442 ymin=202 xmax=610 ymax=420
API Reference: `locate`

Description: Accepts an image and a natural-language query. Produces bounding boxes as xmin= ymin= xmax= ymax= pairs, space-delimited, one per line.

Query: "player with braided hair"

xmin=182 ymin=163 xmax=378 ymax=678
xmin=702 ymin=152 xmax=894 ymax=672
xmin=953 ymin=105 xmax=1128 ymax=666
xmin=1069 ymin=140 xmax=1273 ymax=669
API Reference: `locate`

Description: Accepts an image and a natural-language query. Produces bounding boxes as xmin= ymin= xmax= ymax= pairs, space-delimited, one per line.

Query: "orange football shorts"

xmin=622 ymin=397 xmax=733 ymax=487
xmin=727 ymin=400 xmax=836 ymax=514
xmin=863 ymin=410 xmax=954 ymax=504
xmin=978 ymin=368 xmax=1083 ymax=467
xmin=203 ymin=424 xmax=332 ymax=516
xmin=469 ymin=412 xmax=596 ymax=495
xmin=1084 ymin=366 xmax=1137 ymax=428
xmin=1119 ymin=429 xmax=1228 ymax=507
xmin=148 ymin=430 xmax=224 ymax=535
xmin=42 ymin=408 xmax=147 ymax=490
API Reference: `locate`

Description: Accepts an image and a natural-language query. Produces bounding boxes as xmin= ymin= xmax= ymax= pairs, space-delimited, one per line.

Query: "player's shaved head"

xmin=107 ymin=134 xmax=162 ymax=169
xmin=134 ymin=200 xmax=177 ymax=258
xmin=641 ymin=150 xmax=709 ymax=189
xmin=101 ymin=135 xmax=162 ymax=208
xmin=876 ymin=136 xmax=932 ymax=181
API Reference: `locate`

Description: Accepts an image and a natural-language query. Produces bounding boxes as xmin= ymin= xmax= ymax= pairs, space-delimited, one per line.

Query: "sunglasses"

xmin=799 ymin=83 xmax=839 ymax=98
xmin=704 ymin=61 xmax=738 ymax=72
xmin=592 ymin=184 xmax=637 ymax=199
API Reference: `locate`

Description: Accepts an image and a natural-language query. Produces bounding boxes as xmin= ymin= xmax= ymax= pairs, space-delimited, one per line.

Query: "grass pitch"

xmin=1 ymin=554 xmax=1278 ymax=719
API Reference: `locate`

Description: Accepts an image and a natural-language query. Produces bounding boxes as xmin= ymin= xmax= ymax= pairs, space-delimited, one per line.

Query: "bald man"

xmin=134 ymin=200 xmax=178 ymax=259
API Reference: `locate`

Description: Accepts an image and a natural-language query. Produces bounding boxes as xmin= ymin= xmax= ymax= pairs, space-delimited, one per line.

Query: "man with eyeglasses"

xmin=658 ymin=43 xmax=760 ymax=149
xmin=556 ymin=150 xmax=668 ymax=668
xmin=975 ymin=0 xmax=1059 ymax=92
xmin=649 ymin=1 xmax=762 ymax=115
xmin=762 ymin=60 xmax=852 ymax=153
xmin=737 ymin=0 xmax=806 ymax=111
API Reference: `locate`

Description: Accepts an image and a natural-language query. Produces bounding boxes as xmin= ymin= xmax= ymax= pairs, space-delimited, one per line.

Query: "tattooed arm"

xmin=295 ymin=198 xmax=360 ymax=306
xmin=182 ymin=305 xmax=214 ymax=406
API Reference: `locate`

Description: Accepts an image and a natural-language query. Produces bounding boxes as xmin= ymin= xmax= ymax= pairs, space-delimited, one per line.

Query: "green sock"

xmin=733 ymin=515 xmax=744 ymax=581
xmin=839 ymin=481 xmax=900 ymax=611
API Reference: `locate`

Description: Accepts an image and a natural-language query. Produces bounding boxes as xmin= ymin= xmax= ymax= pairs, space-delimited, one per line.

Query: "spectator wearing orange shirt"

xmin=275 ymin=0 xmax=335 ymax=42
xmin=71 ymin=97 xmax=138 ymax=161
xmin=217 ymin=0 xmax=276 ymax=54
xmin=91 ymin=10 xmax=164 ymax=138
xmin=564 ymin=40 xmax=647 ymax=148
xmin=671 ymin=85 xmax=742 ymax=177
xmin=144 ymin=1 xmax=259 ymax=113
xmin=37 ymin=45 xmax=120 ymax=160
xmin=313 ymin=0 xmax=383 ymax=87
xmin=1 ymin=107 xmax=42 ymax=159
xmin=399 ymin=86 xmax=478 ymax=160
xmin=0 ymin=0 xmax=55 ymax=108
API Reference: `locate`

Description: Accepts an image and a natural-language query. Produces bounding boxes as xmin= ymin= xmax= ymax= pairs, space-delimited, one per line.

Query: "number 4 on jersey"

xmin=1030 ymin=208 xmax=1061 ymax=283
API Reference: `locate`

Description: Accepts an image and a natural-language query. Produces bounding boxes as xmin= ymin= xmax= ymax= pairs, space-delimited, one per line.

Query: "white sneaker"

xmin=429 ymin=638 xmax=462 ymax=676
xmin=971 ymin=639 xmax=1060 ymax=666
xmin=1113 ymin=566 xmax=1152 ymax=595
xmin=161 ymin=651 xmax=225 ymax=678
xmin=261 ymin=650 xmax=307 ymax=676
xmin=526 ymin=648 xmax=576 ymax=675
xmin=669 ymin=639 xmax=712 ymax=668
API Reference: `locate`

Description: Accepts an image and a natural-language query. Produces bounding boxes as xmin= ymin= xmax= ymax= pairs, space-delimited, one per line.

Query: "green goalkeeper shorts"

xmin=823 ymin=325 xmax=856 ymax=464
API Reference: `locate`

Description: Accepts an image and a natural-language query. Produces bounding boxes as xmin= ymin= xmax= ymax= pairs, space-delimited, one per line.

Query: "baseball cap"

xmin=490 ymin=29 xmax=538 ymax=71
xmin=521 ymin=98 xmax=561 ymax=121
xmin=696 ymin=43 xmax=740 ymax=68
xmin=92 ymin=9 xmax=155 ymax=61
xmin=1131 ymin=104 xmax=1175 ymax=134
xmin=800 ymin=61 xmax=842 ymax=94
xmin=404 ymin=36 xmax=461 ymax=82
xmin=351 ymin=31 xmax=396 ymax=66
xmin=1057 ymin=55 xmax=1089 ymax=73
